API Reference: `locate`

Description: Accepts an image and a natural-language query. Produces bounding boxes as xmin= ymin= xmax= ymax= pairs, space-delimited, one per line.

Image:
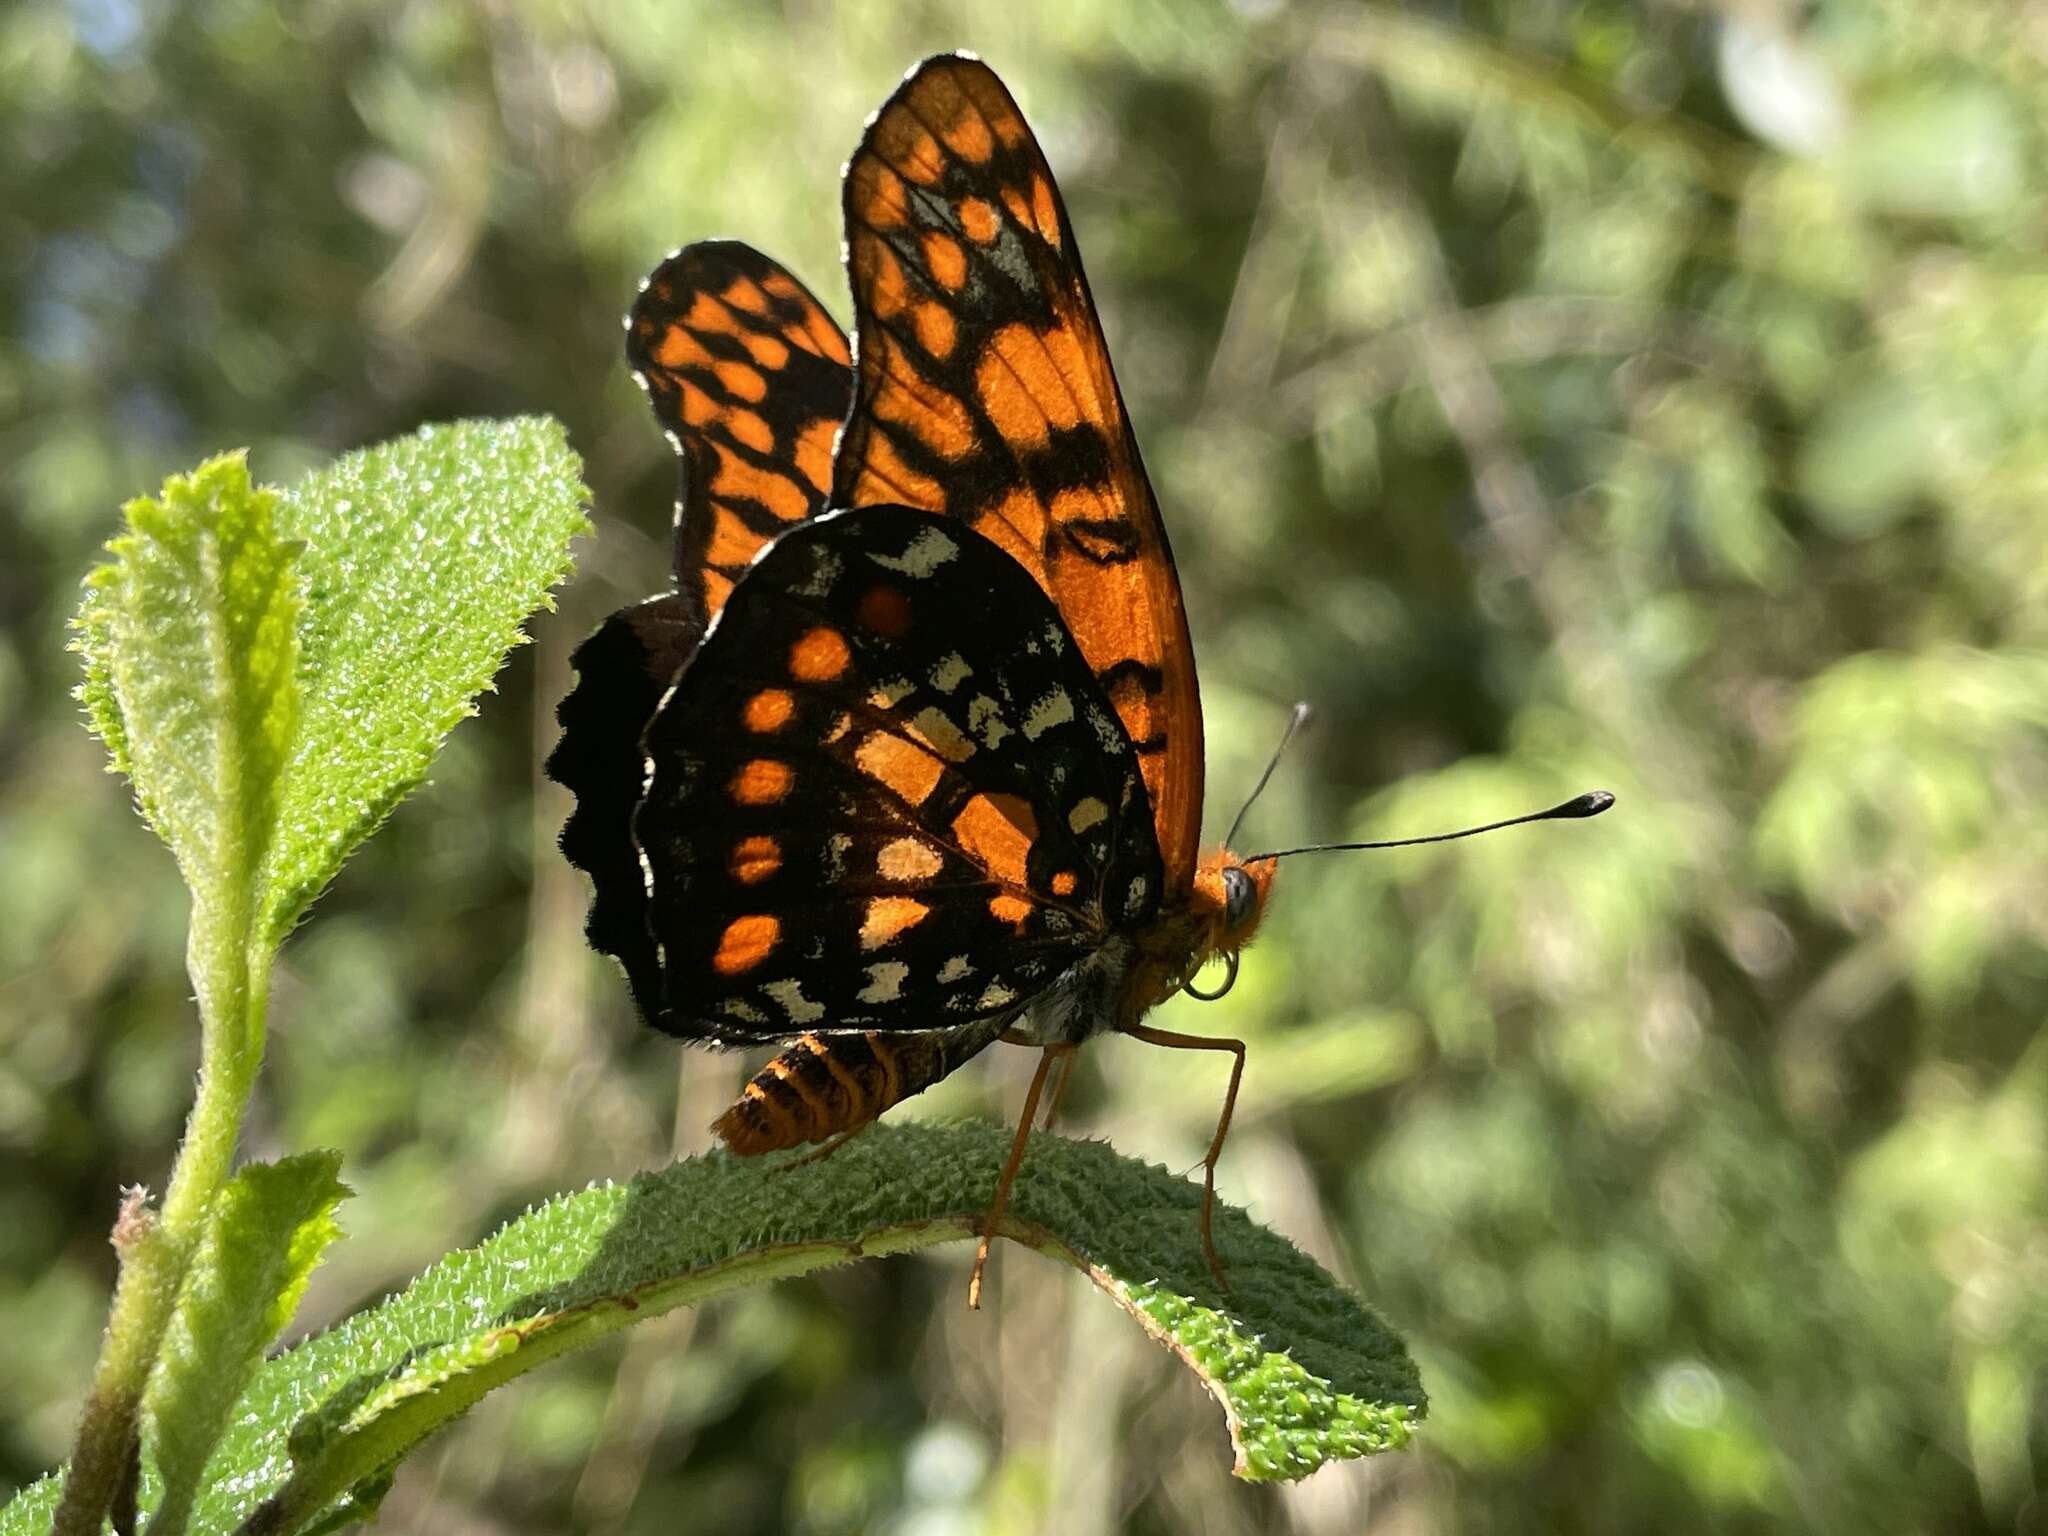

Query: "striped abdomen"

xmin=714 ymin=1022 xmax=1004 ymax=1154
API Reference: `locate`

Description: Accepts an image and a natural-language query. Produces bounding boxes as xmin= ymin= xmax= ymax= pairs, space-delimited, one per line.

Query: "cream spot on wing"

xmin=867 ymin=524 xmax=959 ymax=577
xmin=1123 ymin=875 xmax=1149 ymax=918
xmin=1087 ymin=704 xmax=1125 ymax=754
xmin=910 ymin=706 xmax=975 ymax=762
xmin=929 ymin=653 xmax=973 ymax=692
xmin=1022 ymin=688 xmax=1074 ymax=740
xmin=869 ymin=676 xmax=916 ymax=709
xmin=825 ymin=833 xmax=853 ymax=880
xmin=1068 ymin=797 xmax=1108 ymax=835
xmin=791 ymin=548 xmax=842 ymax=598
xmin=965 ymin=695 xmax=1011 ymax=749
xmin=877 ymin=837 xmax=943 ymax=880
xmin=938 ymin=955 xmax=974 ymax=984
xmin=762 ymin=979 xmax=826 ymax=1024
xmin=858 ymin=961 xmax=910 ymax=1004
xmin=977 ymin=981 xmax=1017 ymax=1009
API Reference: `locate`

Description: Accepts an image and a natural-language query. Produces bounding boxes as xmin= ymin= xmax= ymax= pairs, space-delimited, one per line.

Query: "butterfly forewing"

xmin=835 ymin=55 xmax=1206 ymax=889
xmin=626 ymin=240 xmax=854 ymax=630
xmin=632 ymin=504 xmax=1165 ymax=1042
xmin=551 ymin=243 xmax=852 ymax=1026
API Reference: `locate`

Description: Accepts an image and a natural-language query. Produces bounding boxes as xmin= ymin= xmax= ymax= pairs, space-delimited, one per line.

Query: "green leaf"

xmin=42 ymin=423 xmax=586 ymax=1536
xmin=257 ymin=417 xmax=590 ymax=945
xmin=1 ymin=1126 xmax=1421 ymax=1535
xmin=0 ymin=1478 xmax=59 ymax=1536
xmin=69 ymin=419 xmax=587 ymax=976
xmin=71 ymin=451 xmax=302 ymax=927
xmin=142 ymin=1152 xmax=350 ymax=1536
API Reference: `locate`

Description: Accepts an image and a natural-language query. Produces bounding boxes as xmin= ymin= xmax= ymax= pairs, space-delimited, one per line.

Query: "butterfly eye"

xmin=1222 ymin=865 xmax=1256 ymax=929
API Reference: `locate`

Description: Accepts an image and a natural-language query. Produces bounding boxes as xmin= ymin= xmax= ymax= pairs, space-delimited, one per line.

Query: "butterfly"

xmin=547 ymin=52 xmax=1272 ymax=1298
xmin=550 ymin=53 xmax=1614 ymax=1301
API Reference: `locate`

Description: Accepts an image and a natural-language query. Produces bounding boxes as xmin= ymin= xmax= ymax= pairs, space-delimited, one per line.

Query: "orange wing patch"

xmin=951 ymin=793 xmax=1038 ymax=888
xmin=729 ymin=836 xmax=783 ymax=884
xmin=855 ymin=729 xmax=946 ymax=807
xmin=743 ymin=689 xmax=795 ymax=733
xmin=625 ymin=242 xmax=854 ymax=639
xmin=987 ymin=893 xmax=1032 ymax=932
xmin=958 ymin=196 xmax=1000 ymax=245
xmin=924 ymin=231 xmax=969 ymax=290
xmin=731 ymin=759 xmax=794 ymax=805
xmin=835 ymin=57 xmax=1205 ymax=886
xmin=789 ymin=627 xmax=851 ymax=682
xmin=861 ymin=896 xmax=930 ymax=949
xmin=713 ymin=914 xmax=780 ymax=974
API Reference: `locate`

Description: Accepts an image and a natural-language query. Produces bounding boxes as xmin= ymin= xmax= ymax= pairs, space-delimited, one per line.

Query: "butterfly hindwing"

xmin=549 ymin=594 xmax=697 ymax=1020
xmin=632 ymin=503 xmax=1166 ymax=1043
xmin=835 ymin=55 xmax=1206 ymax=889
xmin=550 ymin=244 xmax=852 ymax=1025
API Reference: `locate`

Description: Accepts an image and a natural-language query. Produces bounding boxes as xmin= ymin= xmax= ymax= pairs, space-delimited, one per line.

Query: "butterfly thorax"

xmin=999 ymin=847 xmax=1274 ymax=1048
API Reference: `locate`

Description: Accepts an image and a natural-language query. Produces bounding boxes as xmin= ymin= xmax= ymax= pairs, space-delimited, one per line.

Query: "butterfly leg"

xmin=1118 ymin=1024 xmax=1247 ymax=1295
xmin=968 ymin=1043 xmax=1072 ymax=1310
xmin=1040 ymin=1046 xmax=1080 ymax=1131
xmin=996 ymin=1027 xmax=1077 ymax=1129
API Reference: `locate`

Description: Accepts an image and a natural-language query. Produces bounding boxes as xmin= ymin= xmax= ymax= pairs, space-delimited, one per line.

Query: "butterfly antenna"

xmin=1223 ymin=702 xmax=1312 ymax=852
xmin=1247 ymin=790 xmax=1614 ymax=862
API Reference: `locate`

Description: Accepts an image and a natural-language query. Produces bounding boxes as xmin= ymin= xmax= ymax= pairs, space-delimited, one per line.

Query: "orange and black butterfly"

xmin=550 ymin=55 xmax=1604 ymax=1298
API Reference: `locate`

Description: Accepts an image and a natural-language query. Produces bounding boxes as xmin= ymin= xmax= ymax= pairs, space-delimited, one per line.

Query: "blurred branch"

xmin=1778 ymin=932 xmax=1904 ymax=1123
xmin=1322 ymin=5 xmax=1760 ymax=199
xmin=1349 ymin=97 xmax=1582 ymax=649
xmin=1200 ymin=52 xmax=1332 ymax=417
xmin=1267 ymin=296 xmax=1752 ymax=430
xmin=1351 ymin=73 xmax=1752 ymax=952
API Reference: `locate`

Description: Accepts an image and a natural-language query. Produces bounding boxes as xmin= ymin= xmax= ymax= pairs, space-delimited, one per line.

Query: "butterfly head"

xmin=1172 ymin=847 xmax=1277 ymax=1003
xmin=1195 ymin=848 xmax=1276 ymax=949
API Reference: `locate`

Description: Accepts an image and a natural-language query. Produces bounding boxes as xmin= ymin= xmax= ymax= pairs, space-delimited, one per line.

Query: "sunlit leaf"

xmin=143 ymin=1153 xmax=350 ymax=1536
xmin=72 ymin=452 xmax=302 ymax=925
xmin=0 ymin=1127 xmax=1428 ymax=1535
xmin=256 ymin=418 xmax=590 ymax=944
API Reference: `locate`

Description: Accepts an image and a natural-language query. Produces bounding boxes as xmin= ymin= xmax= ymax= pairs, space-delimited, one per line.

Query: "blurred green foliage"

xmin=4 ymin=2 xmax=2043 ymax=1533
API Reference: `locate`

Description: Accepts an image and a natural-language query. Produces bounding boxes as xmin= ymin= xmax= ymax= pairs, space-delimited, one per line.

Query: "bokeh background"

xmin=6 ymin=2 xmax=2046 ymax=1532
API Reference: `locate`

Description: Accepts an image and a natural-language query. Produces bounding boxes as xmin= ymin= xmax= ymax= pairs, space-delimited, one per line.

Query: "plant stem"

xmin=52 ymin=902 xmax=268 ymax=1536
